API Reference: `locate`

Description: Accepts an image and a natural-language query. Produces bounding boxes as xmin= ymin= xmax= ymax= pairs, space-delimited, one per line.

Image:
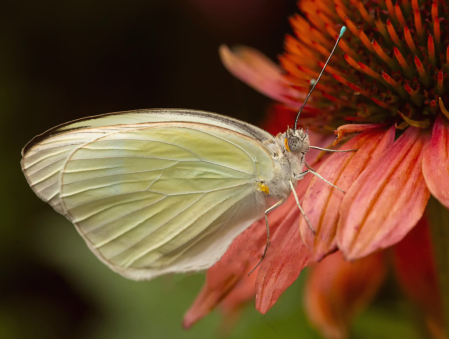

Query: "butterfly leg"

xmin=248 ymin=199 xmax=284 ymax=276
xmin=296 ymin=169 xmax=345 ymax=193
xmin=304 ymin=161 xmax=316 ymax=172
xmin=305 ymin=148 xmax=356 ymax=172
xmin=289 ymin=180 xmax=315 ymax=234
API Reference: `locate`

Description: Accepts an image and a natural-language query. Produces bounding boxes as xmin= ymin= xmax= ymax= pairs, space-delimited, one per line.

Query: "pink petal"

xmin=338 ymin=127 xmax=431 ymax=260
xmin=300 ymin=127 xmax=395 ymax=261
xmin=334 ymin=123 xmax=390 ymax=145
xmin=304 ymin=251 xmax=386 ymax=339
xmin=219 ymin=45 xmax=302 ymax=106
xmin=422 ymin=115 xmax=449 ymax=208
xmin=255 ymin=178 xmax=313 ymax=314
xmin=392 ymin=214 xmax=444 ymax=335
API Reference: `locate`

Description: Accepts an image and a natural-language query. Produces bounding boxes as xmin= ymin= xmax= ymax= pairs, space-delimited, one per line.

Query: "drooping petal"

xmin=182 ymin=216 xmax=276 ymax=329
xmin=220 ymin=270 xmax=258 ymax=316
xmin=300 ymin=126 xmax=395 ymax=261
xmin=217 ymin=267 xmax=259 ymax=334
xmin=338 ymin=127 xmax=431 ymax=260
xmin=392 ymin=214 xmax=445 ymax=337
xmin=219 ymin=45 xmax=302 ymax=106
xmin=183 ymin=269 xmax=245 ymax=329
xmin=422 ymin=115 xmax=449 ymax=209
xmin=304 ymin=251 xmax=386 ymax=339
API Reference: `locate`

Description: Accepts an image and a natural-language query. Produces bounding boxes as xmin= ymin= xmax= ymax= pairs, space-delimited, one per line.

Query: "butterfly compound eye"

xmin=287 ymin=136 xmax=303 ymax=152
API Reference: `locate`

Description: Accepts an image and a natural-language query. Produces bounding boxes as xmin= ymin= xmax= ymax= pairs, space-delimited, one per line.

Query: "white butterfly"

xmin=22 ymin=28 xmax=348 ymax=281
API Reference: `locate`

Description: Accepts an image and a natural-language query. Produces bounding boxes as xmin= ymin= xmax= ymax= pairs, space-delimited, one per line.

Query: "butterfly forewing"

xmin=22 ymin=109 xmax=274 ymax=216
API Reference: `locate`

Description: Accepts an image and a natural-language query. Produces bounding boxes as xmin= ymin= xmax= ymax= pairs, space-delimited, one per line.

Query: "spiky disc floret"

xmin=283 ymin=0 xmax=449 ymax=130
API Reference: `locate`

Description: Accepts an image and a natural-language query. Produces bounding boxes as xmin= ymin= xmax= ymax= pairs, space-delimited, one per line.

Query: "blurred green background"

xmin=1 ymin=1 xmax=422 ymax=338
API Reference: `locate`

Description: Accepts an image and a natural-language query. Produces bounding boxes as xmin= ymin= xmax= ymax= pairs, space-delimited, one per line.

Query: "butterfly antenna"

xmin=294 ymin=26 xmax=347 ymax=131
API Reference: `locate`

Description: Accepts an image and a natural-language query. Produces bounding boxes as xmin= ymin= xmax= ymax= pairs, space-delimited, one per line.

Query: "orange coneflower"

xmin=184 ymin=0 xmax=449 ymax=337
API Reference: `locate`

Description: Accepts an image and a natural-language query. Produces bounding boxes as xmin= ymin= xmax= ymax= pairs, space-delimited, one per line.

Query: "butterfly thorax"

xmin=261 ymin=127 xmax=310 ymax=200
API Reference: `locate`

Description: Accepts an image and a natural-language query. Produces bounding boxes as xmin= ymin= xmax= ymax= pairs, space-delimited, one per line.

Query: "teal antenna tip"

xmin=339 ymin=26 xmax=346 ymax=37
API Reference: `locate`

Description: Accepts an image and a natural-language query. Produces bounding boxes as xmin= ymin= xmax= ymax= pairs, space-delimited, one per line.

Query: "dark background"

xmin=0 ymin=1 xmax=419 ymax=338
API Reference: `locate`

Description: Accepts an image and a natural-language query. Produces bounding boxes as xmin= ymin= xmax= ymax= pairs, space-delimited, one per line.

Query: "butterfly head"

xmin=284 ymin=126 xmax=309 ymax=154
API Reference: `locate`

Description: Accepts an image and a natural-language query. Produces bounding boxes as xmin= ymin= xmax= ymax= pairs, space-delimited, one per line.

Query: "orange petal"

xmin=422 ymin=115 xmax=449 ymax=209
xmin=334 ymin=123 xmax=389 ymax=145
xmin=304 ymin=251 xmax=386 ymax=339
xmin=300 ymin=127 xmax=395 ymax=261
xmin=398 ymin=110 xmax=431 ymax=128
xmin=219 ymin=45 xmax=302 ymax=106
xmin=338 ymin=127 xmax=431 ymax=260
xmin=392 ymin=214 xmax=445 ymax=336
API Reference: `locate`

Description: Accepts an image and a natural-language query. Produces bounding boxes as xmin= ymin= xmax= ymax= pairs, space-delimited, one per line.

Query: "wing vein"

xmin=30 ymin=169 xmax=61 ymax=187
xmin=147 ymin=181 xmax=251 ymax=196
xmin=187 ymin=128 xmax=257 ymax=172
xmin=24 ymin=150 xmax=70 ymax=169
xmin=85 ymin=195 xmax=168 ymax=235
xmin=160 ymin=195 xmax=246 ymax=268
xmin=74 ymin=195 xmax=164 ymax=223
xmin=26 ymin=157 xmax=67 ymax=176
xmin=68 ymin=156 xmax=253 ymax=175
xmin=123 ymin=187 xmax=249 ymax=267
xmin=96 ymin=193 xmax=206 ymax=250
xmin=68 ymin=191 xmax=151 ymax=209
xmin=36 ymin=181 xmax=58 ymax=194
xmin=96 ymin=138 xmax=202 ymax=159
xmin=64 ymin=166 xmax=178 ymax=185
xmin=61 ymin=177 xmax=161 ymax=198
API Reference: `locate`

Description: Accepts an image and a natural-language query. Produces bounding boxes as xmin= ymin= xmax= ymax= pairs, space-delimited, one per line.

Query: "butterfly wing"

xmin=22 ymin=114 xmax=276 ymax=280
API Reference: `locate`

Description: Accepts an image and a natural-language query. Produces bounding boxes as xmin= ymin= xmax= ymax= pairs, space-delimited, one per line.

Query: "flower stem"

xmin=427 ymin=196 xmax=449 ymax=336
